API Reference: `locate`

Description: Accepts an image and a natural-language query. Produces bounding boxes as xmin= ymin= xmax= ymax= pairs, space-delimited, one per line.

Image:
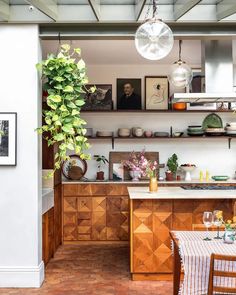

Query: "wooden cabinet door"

xmin=63 ymin=197 xmax=77 ymax=241
xmin=42 ymin=208 xmax=55 ymax=265
xmin=77 ymin=197 xmax=92 ymax=240
xmin=92 ymin=197 xmax=106 ymax=240
xmin=54 ymin=184 xmax=62 ymax=250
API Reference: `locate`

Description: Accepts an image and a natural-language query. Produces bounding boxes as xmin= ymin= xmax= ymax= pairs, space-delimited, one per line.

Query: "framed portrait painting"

xmin=117 ymin=78 xmax=142 ymax=110
xmin=82 ymin=84 xmax=113 ymax=111
xmin=0 ymin=113 xmax=17 ymax=166
xmin=145 ymin=76 xmax=169 ymax=110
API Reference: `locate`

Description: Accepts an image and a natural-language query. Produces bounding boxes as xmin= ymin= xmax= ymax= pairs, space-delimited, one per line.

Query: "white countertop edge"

xmin=127 ymin=187 xmax=236 ymax=200
xmin=42 ymin=188 xmax=54 ymax=215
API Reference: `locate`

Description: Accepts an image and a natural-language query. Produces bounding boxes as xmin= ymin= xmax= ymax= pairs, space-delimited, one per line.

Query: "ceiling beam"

xmin=174 ymin=0 xmax=201 ymax=21
xmin=26 ymin=0 xmax=57 ymax=21
xmin=135 ymin=0 xmax=146 ymax=21
xmin=88 ymin=0 xmax=100 ymax=21
xmin=217 ymin=0 xmax=236 ymax=21
xmin=0 ymin=0 xmax=9 ymax=21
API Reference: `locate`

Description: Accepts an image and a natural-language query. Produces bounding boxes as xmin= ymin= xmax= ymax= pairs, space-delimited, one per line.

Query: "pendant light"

xmin=168 ymin=40 xmax=193 ymax=88
xmin=135 ymin=0 xmax=174 ymax=61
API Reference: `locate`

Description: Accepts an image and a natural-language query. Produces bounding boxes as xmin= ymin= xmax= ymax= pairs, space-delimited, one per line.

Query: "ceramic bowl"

xmin=96 ymin=131 xmax=113 ymax=137
xmin=133 ymin=128 xmax=143 ymax=137
xmin=118 ymin=128 xmax=131 ymax=137
xmin=144 ymin=130 xmax=153 ymax=138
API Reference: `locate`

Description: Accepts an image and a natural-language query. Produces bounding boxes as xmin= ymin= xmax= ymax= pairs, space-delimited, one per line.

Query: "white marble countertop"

xmin=42 ymin=188 xmax=54 ymax=215
xmin=128 ymin=186 xmax=236 ymax=200
xmin=62 ymin=179 xmax=236 ymax=185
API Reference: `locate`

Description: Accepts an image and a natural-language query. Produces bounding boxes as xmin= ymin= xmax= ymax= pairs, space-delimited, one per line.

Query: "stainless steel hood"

xmin=172 ymin=40 xmax=236 ymax=103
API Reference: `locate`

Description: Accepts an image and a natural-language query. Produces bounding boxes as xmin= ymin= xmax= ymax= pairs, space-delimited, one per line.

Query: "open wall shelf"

xmin=88 ymin=136 xmax=235 ymax=149
xmin=82 ymin=109 xmax=233 ymax=114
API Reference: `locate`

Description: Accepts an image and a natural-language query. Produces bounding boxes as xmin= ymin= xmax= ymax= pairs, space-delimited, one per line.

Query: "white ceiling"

xmin=42 ymin=39 xmax=201 ymax=65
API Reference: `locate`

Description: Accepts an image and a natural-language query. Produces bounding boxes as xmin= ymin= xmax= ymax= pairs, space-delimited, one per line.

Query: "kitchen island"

xmin=128 ymin=186 xmax=236 ymax=281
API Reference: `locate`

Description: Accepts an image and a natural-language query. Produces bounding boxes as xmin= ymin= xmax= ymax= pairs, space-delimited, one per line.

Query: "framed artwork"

xmin=82 ymin=84 xmax=113 ymax=111
xmin=145 ymin=76 xmax=169 ymax=110
xmin=0 ymin=113 xmax=17 ymax=166
xmin=112 ymin=163 xmax=124 ymax=181
xmin=187 ymin=102 xmax=217 ymax=111
xmin=117 ymin=78 xmax=142 ymax=110
xmin=186 ymin=69 xmax=205 ymax=93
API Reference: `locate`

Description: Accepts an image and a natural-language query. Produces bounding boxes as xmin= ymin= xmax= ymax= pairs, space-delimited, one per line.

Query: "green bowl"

xmin=212 ymin=176 xmax=229 ymax=181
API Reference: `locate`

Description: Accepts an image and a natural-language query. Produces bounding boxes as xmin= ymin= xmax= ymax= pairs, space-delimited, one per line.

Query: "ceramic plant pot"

xmin=129 ymin=169 xmax=141 ymax=181
xmin=166 ymin=171 xmax=174 ymax=181
xmin=96 ymin=171 xmax=104 ymax=181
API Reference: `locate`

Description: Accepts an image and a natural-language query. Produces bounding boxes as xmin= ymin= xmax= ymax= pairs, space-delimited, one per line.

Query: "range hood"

xmin=172 ymin=40 xmax=236 ymax=104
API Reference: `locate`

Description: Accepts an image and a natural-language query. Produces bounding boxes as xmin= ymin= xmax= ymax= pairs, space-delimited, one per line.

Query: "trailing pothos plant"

xmin=36 ymin=44 xmax=93 ymax=177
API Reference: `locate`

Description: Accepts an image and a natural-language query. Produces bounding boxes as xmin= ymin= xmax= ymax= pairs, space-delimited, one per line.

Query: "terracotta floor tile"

xmin=0 ymin=244 xmax=172 ymax=295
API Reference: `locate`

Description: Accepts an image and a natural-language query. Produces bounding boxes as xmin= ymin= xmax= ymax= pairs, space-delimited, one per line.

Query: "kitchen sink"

xmin=181 ymin=185 xmax=236 ymax=190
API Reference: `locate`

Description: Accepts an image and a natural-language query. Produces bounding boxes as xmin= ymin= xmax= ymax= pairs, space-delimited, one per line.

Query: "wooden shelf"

xmin=81 ymin=109 xmax=233 ymax=114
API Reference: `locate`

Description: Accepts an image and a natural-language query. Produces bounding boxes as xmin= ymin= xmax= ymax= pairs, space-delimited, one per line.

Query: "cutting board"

xmin=109 ymin=151 xmax=160 ymax=180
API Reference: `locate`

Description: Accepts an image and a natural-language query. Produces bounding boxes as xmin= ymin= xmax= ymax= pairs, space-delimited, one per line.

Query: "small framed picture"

xmin=187 ymin=103 xmax=217 ymax=111
xmin=82 ymin=84 xmax=113 ymax=111
xmin=112 ymin=163 xmax=124 ymax=181
xmin=0 ymin=113 xmax=17 ymax=166
xmin=145 ymin=76 xmax=169 ymax=110
xmin=117 ymin=78 xmax=142 ymax=110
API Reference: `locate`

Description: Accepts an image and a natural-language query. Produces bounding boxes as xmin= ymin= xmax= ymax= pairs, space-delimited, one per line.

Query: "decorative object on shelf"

xmin=225 ymin=122 xmax=236 ymax=136
xmin=217 ymin=102 xmax=229 ymax=111
xmin=132 ymin=127 xmax=143 ymax=137
xmin=180 ymin=164 xmax=196 ymax=181
xmin=214 ymin=211 xmax=236 ymax=244
xmin=112 ymin=163 xmax=124 ymax=181
xmin=187 ymin=125 xmax=204 ymax=136
xmin=154 ymin=131 xmax=169 ymax=137
xmin=62 ymin=154 xmax=87 ymax=180
xmin=186 ymin=102 xmax=217 ymax=111
xmin=36 ymin=44 xmax=90 ymax=177
xmin=205 ymin=128 xmax=225 ymax=136
xmin=118 ymin=128 xmax=131 ymax=137
xmin=166 ymin=153 xmax=178 ymax=181
xmin=186 ymin=68 xmax=205 ymax=93
xmin=135 ymin=0 xmax=173 ymax=60
xmin=82 ymin=84 xmax=113 ymax=111
xmin=109 ymin=151 xmax=159 ymax=180
xmin=85 ymin=128 xmax=93 ymax=137
xmin=123 ymin=150 xmax=148 ymax=181
xmin=144 ymin=130 xmax=153 ymax=138
xmin=202 ymin=113 xmax=223 ymax=130
xmin=173 ymin=102 xmax=186 ymax=111
xmin=94 ymin=154 xmax=109 ymax=181
xmin=117 ymin=79 xmax=141 ymax=110
xmin=212 ymin=176 xmax=229 ymax=181
xmin=168 ymin=40 xmax=193 ymax=88
xmin=173 ymin=132 xmax=184 ymax=137
xmin=96 ymin=131 xmax=113 ymax=137
xmin=145 ymin=76 xmax=169 ymax=110
xmin=0 ymin=113 xmax=17 ymax=166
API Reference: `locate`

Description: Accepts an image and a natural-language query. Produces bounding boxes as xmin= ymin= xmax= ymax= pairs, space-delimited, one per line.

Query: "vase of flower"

xmin=223 ymin=229 xmax=235 ymax=244
xmin=149 ymin=177 xmax=158 ymax=193
xmin=129 ymin=169 xmax=141 ymax=181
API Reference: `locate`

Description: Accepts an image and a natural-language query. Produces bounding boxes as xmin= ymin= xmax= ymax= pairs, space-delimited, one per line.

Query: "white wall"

xmin=80 ymin=64 xmax=236 ymax=180
xmin=0 ymin=25 xmax=43 ymax=287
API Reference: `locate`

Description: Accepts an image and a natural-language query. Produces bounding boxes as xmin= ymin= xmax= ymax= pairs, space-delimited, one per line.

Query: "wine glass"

xmin=203 ymin=211 xmax=213 ymax=241
xmin=213 ymin=210 xmax=222 ymax=239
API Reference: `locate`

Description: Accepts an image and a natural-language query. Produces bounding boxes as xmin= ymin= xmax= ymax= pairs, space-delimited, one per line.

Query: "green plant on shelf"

xmin=36 ymin=44 xmax=95 ymax=177
xmin=167 ymin=153 xmax=178 ymax=174
xmin=94 ymin=155 xmax=109 ymax=172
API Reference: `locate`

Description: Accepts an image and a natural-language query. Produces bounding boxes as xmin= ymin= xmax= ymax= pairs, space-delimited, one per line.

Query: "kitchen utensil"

xmin=96 ymin=131 xmax=113 ymax=137
xmin=212 ymin=175 xmax=229 ymax=181
xmin=180 ymin=165 xmax=196 ymax=181
xmin=202 ymin=113 xmax=223 ymax=130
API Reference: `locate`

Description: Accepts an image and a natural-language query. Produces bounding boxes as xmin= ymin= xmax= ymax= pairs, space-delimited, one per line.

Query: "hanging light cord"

xmin=152 ymin=0 xmax=158 ymax=18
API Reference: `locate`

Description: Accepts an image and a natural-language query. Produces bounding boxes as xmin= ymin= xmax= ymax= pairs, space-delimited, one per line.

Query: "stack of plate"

xmin=118 ymin=128 xmax=131 ymax=137
xmin=187 ymin=126 xmax=204 ymax=136
xmin=96 ymin=131 xmax=113 ymax=137
xmin=205 ymin=128 xmax=225 ymax=136
xmin=225 ymin=122 xmax=236 ymax=136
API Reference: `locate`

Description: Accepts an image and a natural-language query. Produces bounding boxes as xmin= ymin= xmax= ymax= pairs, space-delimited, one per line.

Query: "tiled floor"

xmin=0 ymin=244 xmax=172 ymax=295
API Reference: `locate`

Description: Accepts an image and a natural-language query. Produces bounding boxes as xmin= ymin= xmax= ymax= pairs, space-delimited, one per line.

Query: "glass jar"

xmin=149 ymin=177 xmax=158 ymax=193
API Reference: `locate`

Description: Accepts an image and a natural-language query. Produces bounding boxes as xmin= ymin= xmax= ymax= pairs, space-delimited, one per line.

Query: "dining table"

xmin=170 ymin=231 xmax=236 ymax=295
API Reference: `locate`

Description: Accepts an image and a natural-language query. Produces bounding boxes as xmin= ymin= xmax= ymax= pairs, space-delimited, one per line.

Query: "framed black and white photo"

xmin=0 ymin=113 xmax=17 ymax=166
xmin=82 ymin=84 xmax=113 ymax=111
xmin=117 ymin=78 xmax=142 ymax=110
xmin=145 ymin=76 xmax=169 ymax=110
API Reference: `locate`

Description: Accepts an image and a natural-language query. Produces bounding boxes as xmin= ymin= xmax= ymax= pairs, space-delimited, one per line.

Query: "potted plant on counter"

xmin=166 ymin=153 xmax=178 ymax=181
xmin=94 ymin=155 xmax=109 ymax=181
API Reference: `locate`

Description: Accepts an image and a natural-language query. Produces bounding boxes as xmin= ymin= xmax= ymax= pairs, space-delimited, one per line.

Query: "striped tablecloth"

xmin=173 ymin=231 xmax=236 ymax=295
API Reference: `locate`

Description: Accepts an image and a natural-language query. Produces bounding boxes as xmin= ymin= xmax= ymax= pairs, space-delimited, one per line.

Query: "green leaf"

xmin=67 ymin=143 xmax=74 ymax=150
xmin=74 ymin=48 xmax=81 ymax=55
xmin=72 ymin=109 xmax=80 ymax=116
xmin=59 ymin=105 xmax=67 ymax=112
xmin=63 ymin=85 xmax=74 ymax=93
xmin=48 ymin=95 xmax=62 ymax=103
xmin=75 ymin=99 xmax=85 ymax=106
xmin=45 ymin=117 xmax=52 ymax=125
xmin=77 ymin=59 xmax=85 ymax=70
xmin=54 ymin=133 xmax=64 ymax=141
xmin=61 ymin=44 xmax=70 ymax=52
xmin=54 ymin=76 xmax=64 ymax=82
xmin=67 ymin=102 xmax=76 ymax=109
xmin=52 ymin=114 xmax=59 ymax=121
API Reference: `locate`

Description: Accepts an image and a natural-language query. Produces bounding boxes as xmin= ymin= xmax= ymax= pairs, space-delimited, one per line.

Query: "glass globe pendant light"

xmin=168 ymin=40 xmax=193 ymax=88
xmin=135 ymin=0 xmax=174 ymax=61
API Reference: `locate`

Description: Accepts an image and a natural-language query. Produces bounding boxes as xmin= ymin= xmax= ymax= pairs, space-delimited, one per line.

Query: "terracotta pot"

xmin=149 ymin=177 xmax=158 ymax=193
xmin=96 ymin=171 xmax=104 ymax=181
xmin=166 ymin=171 xmax=174 ymax=181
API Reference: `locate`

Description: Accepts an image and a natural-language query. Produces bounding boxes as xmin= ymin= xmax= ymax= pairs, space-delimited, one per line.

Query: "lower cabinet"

xmin=42 ymin=207 xmax=54 ymax=265
xmin=63 ymin=193 xmax=129 ymax=241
